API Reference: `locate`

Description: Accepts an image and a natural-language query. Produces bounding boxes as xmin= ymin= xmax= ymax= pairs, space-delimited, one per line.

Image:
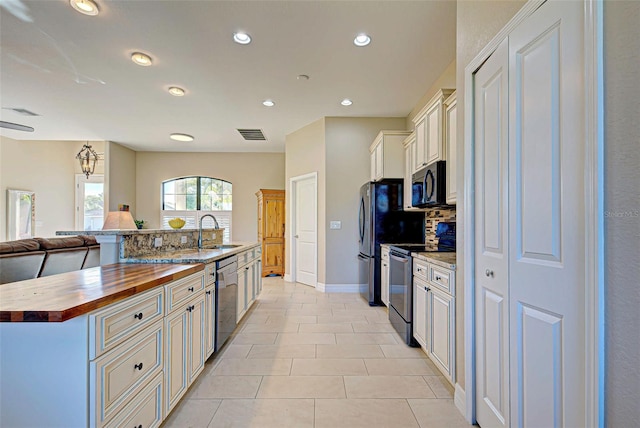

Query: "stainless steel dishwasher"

xmin=215 ymin=255 xmax=238 ymax=351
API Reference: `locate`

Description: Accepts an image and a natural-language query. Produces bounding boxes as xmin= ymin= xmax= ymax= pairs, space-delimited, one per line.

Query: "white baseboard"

xmin=454 ymin=383 xmax=466 ymax=418
xmin=316 ymin=283 xmax=359 ymax=293
xmin=283 ymin=274 xmax=292 ymax=282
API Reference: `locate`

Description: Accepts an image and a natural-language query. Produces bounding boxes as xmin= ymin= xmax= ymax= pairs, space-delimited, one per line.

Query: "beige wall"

xmin=455 ymin=0 xmax=526 ymax=390
xmin=406 ymin=60 xmax=457 ymax=129
xmin=324 ymin=117 xmax=407 ymax=285
xmin=135 ymin=152 xmax=284 ymax=242
xmin=0 ymin=136 xmax=105 ymax=240
xmin=106 ymin=142 xmax=137 ymax=216
xmin=284 ymin=119 xmax=326 ymax=282
xmin=604 ymin=1 xmax=640 ymax=425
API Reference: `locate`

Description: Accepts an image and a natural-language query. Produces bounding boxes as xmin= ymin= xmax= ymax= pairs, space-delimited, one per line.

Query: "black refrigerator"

xmin=357 ymin=179 xmax=425 ymax=305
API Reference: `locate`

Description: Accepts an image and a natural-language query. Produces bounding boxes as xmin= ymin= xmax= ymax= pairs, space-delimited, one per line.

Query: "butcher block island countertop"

xmin=0 ymin=262 xmax=203 ymax=322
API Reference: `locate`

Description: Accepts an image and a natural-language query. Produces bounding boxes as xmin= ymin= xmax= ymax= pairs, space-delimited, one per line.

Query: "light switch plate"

xmin=330 ymin=221 xmax=342 ymax=230
xmin=154 ymin=237 xmax=163 ymax=247
xmin=181 ymin=236 xmax=187 ymax=244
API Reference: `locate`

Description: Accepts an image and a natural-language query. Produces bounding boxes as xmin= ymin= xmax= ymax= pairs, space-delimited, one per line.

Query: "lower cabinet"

xmin=413 ymin=277 xmax=429 ymax=349
xmin=412 ymin=258 xmax=456 ymax=384
xmin=237 ymin=264 xmax=247 ymax=320
xmin=237 ymin=248 xmax=263 ymax=322
xmin=204 ymin=285 xmax=215 ymax=359
xmin=103 ymin=371 xmax=164 ymax=428
xmin=165 ymin=291 xmax=206 ymax=414
xmin=427 ymin=287 xmax=455 ymax=380
xmin=381 ymin=247 xmax=390 ymax=307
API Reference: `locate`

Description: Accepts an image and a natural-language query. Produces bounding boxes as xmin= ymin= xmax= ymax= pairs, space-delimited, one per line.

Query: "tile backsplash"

xmin=425 ymin=207 xmax=456 ymax=246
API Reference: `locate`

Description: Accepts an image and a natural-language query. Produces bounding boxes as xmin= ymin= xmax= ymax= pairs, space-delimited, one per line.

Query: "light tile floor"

xmin=162 ymin=277 xmax=473 ymax=428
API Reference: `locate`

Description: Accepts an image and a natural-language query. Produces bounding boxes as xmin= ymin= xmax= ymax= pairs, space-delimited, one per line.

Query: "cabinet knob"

xmin=435 ymin=275 xmax=441 ymax=281
xmin=188 ymin=287 xmax=194 ymax=292
xmin=134 ymin=312 xmax=143 ymax=320
xmin=424 ymin=286 xmax=428 ymax=291
xmin=417 ymin=268 xmax=422 ymax=272
xmin=206 ymin=290 xmax=211 ymax=295
xmin=186 ymin=306 xmax=192 ymax=312
xmin=134 ymin=362 xmax=143 ymax=371
xmin=485 ymin=269 xmax=494 ymax=277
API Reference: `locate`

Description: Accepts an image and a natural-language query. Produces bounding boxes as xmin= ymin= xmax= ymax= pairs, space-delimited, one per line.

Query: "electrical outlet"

xmin=181 ymin=236 xmax=187 ymax=244
xmin=330 ymin=221 xmax=342 ymax=230
xmin=212 ymin=232 xmax=216 ymax=239
xmin=154 ymin=237 xmax=162 ymax=247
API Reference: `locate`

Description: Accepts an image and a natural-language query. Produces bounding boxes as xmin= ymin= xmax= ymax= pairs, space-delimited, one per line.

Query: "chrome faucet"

xmin=198 ymin=214 xmax=220 ymax=249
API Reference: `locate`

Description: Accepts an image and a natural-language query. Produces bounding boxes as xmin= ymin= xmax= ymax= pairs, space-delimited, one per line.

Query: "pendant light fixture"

xmin=76 ymin=143 xmax=99 ymax=178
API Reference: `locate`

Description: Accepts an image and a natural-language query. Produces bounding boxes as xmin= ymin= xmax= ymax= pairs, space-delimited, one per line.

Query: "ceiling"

xmin=0 ymin=0 xmax=456 ymax=152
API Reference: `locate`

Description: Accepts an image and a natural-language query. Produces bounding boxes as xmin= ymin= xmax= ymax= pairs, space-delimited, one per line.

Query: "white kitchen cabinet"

xmin=164 ymin=276 xmax=206 ymax=414
xmin=237 ymin=262 xmax=247 ymax=320
xmin=402 ymin=132 xmax=421 ymax=211
xmin=413 ymin=276 xmax=429 ymax=349
xmin=237 ymin=247 xmax=262 ymax=322
xmin=444 ymin=91 xmax=457 ymax=204
xmin=413 ymin=89 xmax=454 ymax=171
xmin=369 ymin=130 xmax=411 ymax=181
xmin=204 ymin=285 xmax=215 ymax=359
xmin=427 ymin=287 xmax=455 ymax=382
xmin=381 ymin=246 xmax=390 ymax=306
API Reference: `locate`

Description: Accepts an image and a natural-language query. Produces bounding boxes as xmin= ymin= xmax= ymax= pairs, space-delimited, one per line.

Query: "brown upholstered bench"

xmin=0 ymin=236 xmax=100 ymax=284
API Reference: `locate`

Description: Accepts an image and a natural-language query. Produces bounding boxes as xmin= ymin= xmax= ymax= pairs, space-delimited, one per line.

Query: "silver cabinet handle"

xmin=485 ymin=269 xmax=494 ymax=277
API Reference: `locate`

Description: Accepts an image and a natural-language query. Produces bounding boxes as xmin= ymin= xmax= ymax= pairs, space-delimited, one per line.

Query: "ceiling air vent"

xmin=4 ymin=108 xmax=40 ymax=116
xmin=237 ymin=128 xmax=267 ymax=141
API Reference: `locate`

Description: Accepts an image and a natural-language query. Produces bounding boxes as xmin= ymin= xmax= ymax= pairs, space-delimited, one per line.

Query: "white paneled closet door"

xmin=474 ymin=37 xmax=510 ymax=428
xmin=508 ymin=1 xmax=586 ymax=427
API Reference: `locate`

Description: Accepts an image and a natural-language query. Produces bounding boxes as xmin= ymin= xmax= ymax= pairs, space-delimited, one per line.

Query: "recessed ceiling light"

xmin=262 ymin=100 xmax=275 ymax=107
xmin=170 ymin=133 xmax=194 ymax=142
xmin=70 ymin=0 xmax=99 ymax=16
xmin=233 ymin=32 xmax=252 ymax=45
xmin=131 ymin=52 xmax=153 ymax=66
xmin=297 ymin=74 xmax=310 ymax=81
xmin=341 ymin=99 xmax=353 ymax=106
xmin=168 ymin=87 xmax=185 ymax=97
xmin=353 ymin=33 xmax=371 ymax=47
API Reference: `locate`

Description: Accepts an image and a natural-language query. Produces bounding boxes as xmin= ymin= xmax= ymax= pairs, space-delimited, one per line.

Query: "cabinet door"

xmin=381 ymin=258 xmax=389 ymax=307
xmin=445 ymin=95 xmax=457 ymax=204
xmin=403 ymin=145 xmax=413 ymax=210
xmin=413 ymin=278 xmax=428 ymax=349
xmin=256 ymin=259 xmax=262 ymax=294
xmin=428 ymin=288 xmax=454 ymax=381
xmin=375 ymin=143 xmax=384 ymax=180
xmin=237 ymin=267 xmax=247 ymax=320
xmin=188 ymin=295 xmax=206 ymax=383
xmin=370 ymin=149 xmax=377 ymax=181
xmin=165 ymin=309 xmax=188 ymax=413
xmin=415 ymin=117 xmax=427 ymax=171
xmin=425 ymin=101 xmax=443 ymax=164
xmin=204 ymin=287 xmax=215 ymax=359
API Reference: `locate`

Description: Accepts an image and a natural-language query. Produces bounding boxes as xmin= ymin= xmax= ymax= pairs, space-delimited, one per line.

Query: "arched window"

xmin=161 ymin=176 xmax=232 ymax=242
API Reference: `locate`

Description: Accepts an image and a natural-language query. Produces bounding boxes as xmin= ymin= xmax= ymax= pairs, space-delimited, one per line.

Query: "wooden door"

xmin=257 ymin=189 xmax=285 ymax=277
xmin=474 ymin=37 xmax=510 ymax=428
xmin=508 ymin=2 xmax=586 ymax=426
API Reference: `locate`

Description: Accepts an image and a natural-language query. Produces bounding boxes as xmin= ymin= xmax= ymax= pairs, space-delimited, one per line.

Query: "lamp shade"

xmin=102 ymin=211 xmax=137 ymax=230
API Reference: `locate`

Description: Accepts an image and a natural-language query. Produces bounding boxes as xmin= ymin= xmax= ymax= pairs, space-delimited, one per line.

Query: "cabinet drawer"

xmin=429 ymin=265 xmax=454 ymax=295
xmin=166 ymin=272 xmax=205 ymax=313
xmin=413 ymin=260 xmax=429 ymax=282
xmin=90 ymin=287 xmax=164 ymax=359
xmin=103 ymin=371 xmax=163 ymax=428
xmin=92 ymin=321 xmax=164 ymax=427
xmin=205 ymin=263 xmax=216 ymax=286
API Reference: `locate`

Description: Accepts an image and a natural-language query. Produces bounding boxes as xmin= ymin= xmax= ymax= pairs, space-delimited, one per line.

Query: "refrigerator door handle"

xmin=358 ymin=197 xmax=365 ymax=242
xmin=357 ymin=253 xmax=369 ymax=261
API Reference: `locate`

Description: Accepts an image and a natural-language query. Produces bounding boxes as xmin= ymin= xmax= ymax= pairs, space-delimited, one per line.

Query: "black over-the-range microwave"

xmin=411 ymin=160 xmax=447 ymax=207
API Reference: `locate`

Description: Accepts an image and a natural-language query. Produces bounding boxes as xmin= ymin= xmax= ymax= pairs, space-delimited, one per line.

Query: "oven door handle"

xmin=390 ymin=251 xmax=409 ymax=261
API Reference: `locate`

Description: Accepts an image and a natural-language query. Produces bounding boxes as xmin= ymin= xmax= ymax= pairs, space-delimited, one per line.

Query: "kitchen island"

xmin=0 ymin=240 xmax=261 ymax=428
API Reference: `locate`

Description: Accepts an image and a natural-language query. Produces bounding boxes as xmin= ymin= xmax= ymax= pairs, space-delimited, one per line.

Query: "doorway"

xmin=75 ymin=174 xmax=104 ymax=231
xmin=289 ymin=172 xmax=317 ymax=287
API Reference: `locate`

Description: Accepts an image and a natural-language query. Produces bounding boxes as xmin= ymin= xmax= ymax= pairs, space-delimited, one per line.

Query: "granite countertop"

xmin=122 ymin=242 xmax=260 ymax=264
xmin=0 ymin=263 xmax=203 ymax=322
xmin=57 ymin=228 xmax=220 ymax=236
xmin=412 ymin=251 xmax=457 ymax=270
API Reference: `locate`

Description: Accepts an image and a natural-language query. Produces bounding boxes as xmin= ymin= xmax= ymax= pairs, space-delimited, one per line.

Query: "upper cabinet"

xmin=412 ymin=89 xmax=455 ymax=173
xmin=402 ymin=132 xmax=421 ymax=211
xmin=444 ymin=91 xmax=457 ymax=204
xmin=370 ymin=130 xmax=411 ymax=182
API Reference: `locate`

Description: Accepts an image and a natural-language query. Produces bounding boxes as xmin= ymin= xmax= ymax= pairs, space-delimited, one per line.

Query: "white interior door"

xmin=474 ymin=37 xmax=510 ymax=428
xmin=75 ymin=174 xmax=104 ymax=230
xmin=508 ymin=2 xmax=586 ymax=426
xmin=291 ymin=173 xmax=317 ymax=286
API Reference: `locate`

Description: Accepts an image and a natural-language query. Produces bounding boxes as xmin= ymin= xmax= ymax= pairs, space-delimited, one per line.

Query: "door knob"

xmin=485 ymin=269 xmax=494 ymax=277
